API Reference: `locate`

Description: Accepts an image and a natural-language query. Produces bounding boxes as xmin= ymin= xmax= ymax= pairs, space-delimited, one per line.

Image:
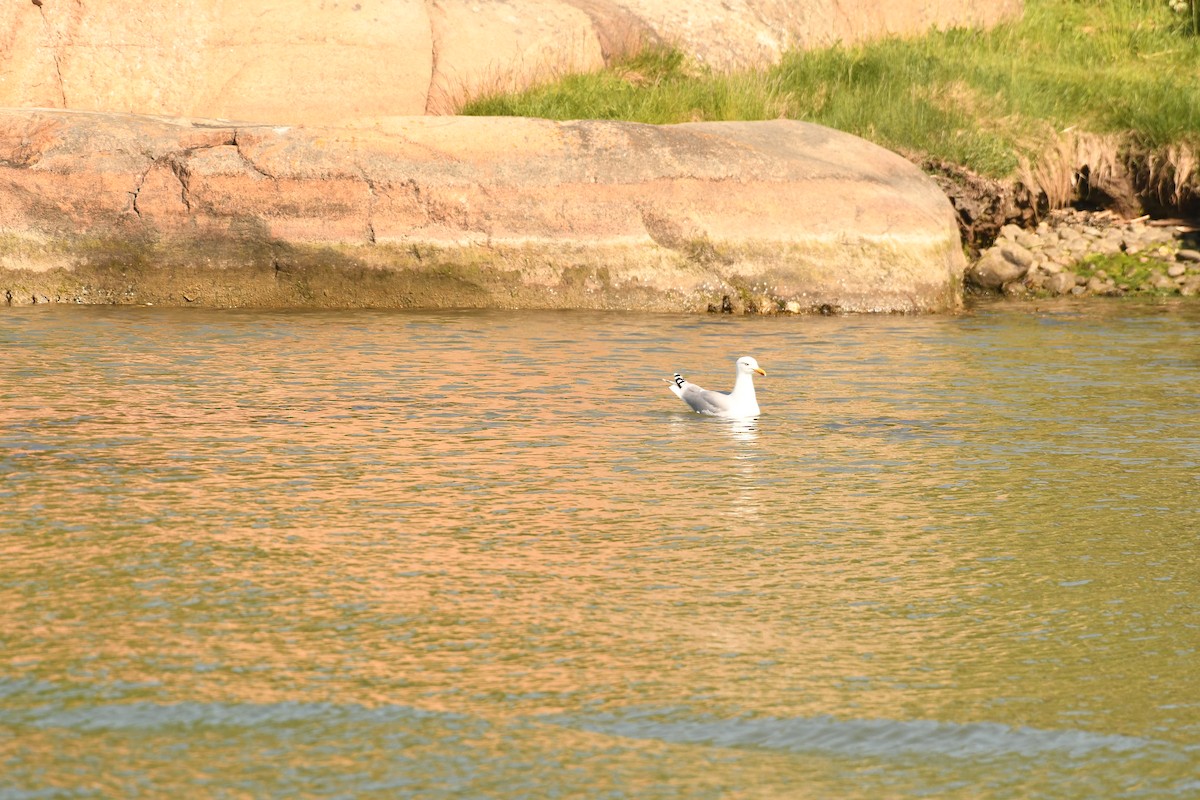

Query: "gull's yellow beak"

xmin=754 ymin=367 xmax=766 ymax=376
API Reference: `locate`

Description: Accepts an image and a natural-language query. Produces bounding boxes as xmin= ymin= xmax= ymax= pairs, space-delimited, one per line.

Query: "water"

xmin=1 ymin=302 xmax=1198 ymax=798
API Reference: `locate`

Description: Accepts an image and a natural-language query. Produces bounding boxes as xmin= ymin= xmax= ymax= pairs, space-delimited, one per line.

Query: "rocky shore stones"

xmin=1044 ymin=272 xmax=1078 ymax=295
xmin=969 ymin=208 xmax=1200 ymax=298
xmin=965 ymin=240 xmax=1033 ymax=289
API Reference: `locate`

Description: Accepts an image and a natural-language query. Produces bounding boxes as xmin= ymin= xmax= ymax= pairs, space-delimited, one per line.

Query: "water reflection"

xmin=724 ymin=417 xmax=759 ymax=446
xmin=1 ymin=304 xmax=1198 ymax=799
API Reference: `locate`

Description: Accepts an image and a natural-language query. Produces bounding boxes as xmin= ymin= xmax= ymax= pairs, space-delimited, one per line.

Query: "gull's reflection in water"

xmin=665 ymin=414 xmax=762 ymax=517
xmin=723 ymin=417 xmax=762 ymax=519
xmin=725 ymin=417 xmax=759 ymax=447
xmin=664 ymin=415 xmax=759 ymax=446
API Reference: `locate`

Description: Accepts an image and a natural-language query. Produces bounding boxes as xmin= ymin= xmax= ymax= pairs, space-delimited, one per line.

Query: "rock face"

xmin=1 ymin=1 xmax=1023 ymax=122
xmin=0 ymin=109 xmax=964 ymax=312
xmin=1 ymin=1 xmax=434 ymax=124
xmin=599 ymin=0 xmax=1025 ymax=71
xmin=426 ymin=0 xmax=607 ymax=114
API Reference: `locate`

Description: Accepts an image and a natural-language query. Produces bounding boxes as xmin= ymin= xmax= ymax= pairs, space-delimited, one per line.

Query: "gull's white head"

xmin=737 ymin=356 xmax=766 ymax=377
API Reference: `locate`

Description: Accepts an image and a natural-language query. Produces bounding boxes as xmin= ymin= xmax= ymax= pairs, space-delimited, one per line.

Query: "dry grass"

xmin=1018 ymin=131 xmax=1132 ymax=212
xmin=1017 ymin=129 xmax=1200 ymax=217
xmin=1140 ymin=143 xmax=1199 ymax=209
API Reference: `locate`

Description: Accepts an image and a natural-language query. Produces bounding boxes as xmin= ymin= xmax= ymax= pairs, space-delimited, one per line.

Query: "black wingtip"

xmin=673 ymin=373 xmax=685 ymax=388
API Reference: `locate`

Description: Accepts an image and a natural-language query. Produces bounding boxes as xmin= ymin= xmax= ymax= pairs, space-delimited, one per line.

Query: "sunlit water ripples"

xmin=1 ymin=302 xmax=1198 ymax=798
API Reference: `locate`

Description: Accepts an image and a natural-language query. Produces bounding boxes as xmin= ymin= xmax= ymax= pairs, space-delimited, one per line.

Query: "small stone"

xmin=784 ymin=300 xmax=802 ymax=314
xmin=1144 ymin=229 xmax=1175 ymax=245
xmin=999 ymin=242 xmax=1035 ymax=269
xmin=1002 ymin=280 xmax=1028 ymax=297
xmin=1150 ymin=272 xmax=1177 ymax=291
xmin=1177 ymin=249 xmax=1200 ymax=262
xmin=1062 ymin=238 xmax=1090 ymax=255
xmin=968 ymin=247 xmax=1029 ymax=290
xmin=1167 ymin=264 xmax=1186 ymax=278
xmin=999 ymin=223 xmax=1023 ymax=241
xmin=1015 ymin=230 xmax=1041 ymax=250
xmin=1085 ymin=276 xmax=1109 ymax=295
xmin=1047 ymin=272 xmax=1077 ymax=295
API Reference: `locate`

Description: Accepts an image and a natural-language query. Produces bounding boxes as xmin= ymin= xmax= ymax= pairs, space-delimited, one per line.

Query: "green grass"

xmin=461 ymin=0 xmax=1200 ymax=177
xmin=1075 ymin=251 xmax=1178 ymax=292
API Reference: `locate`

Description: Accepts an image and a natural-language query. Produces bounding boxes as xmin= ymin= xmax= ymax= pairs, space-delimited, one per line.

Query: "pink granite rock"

xmin=0 ymin=109 xmax=964 ymax=312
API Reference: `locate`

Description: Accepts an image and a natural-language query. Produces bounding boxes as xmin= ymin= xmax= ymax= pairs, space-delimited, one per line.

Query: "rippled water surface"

xmin=2 ymin=302 xmax=1198 ymax=798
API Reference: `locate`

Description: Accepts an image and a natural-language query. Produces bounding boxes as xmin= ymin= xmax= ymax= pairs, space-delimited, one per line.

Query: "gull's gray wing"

xmin=679 ymin=383 xmax=734 ymax=415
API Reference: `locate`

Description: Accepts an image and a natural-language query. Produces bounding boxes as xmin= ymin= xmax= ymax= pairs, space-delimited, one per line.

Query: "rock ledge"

xmin=0 ymin=109 xmax=965 ymax=313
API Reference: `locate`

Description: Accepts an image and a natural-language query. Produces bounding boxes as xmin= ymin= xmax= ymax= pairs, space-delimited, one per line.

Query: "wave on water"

xmin=539 ymin=708 xmax=1152 ymax=761
xmin=4 ymin=700 xmax=479 ymax=733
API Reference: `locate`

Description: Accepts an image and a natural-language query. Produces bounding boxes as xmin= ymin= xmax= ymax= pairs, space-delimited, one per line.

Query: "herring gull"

xmin=666 ymin=356 xmax=766 ymax=418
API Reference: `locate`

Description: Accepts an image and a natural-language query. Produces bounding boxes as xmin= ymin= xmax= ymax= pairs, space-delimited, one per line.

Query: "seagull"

xmin=666 ymin=356 xmax=766 ymax=418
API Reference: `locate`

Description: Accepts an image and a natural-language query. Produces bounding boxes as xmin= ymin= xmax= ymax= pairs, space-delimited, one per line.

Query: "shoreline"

xmin=3 ymin=215 xmax=1196 ymax=313
xmin=1 ymin=114 xmax=1194 ymax=315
